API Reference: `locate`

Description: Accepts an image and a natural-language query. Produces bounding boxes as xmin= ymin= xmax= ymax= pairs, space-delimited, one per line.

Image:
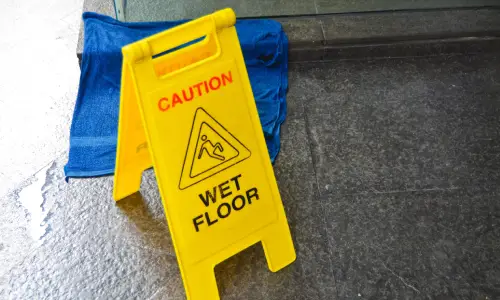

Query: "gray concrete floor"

xmin=1 ymin=1 xmax=500 ymax=299
xmin=121 ymin=0 xmax=498 ymax=21
xmin=0 ymin=0 xmax=82 ymax=283
xmin=0 ymin=0 xmax=83 ymax=197
xmin=2 ymin=52 xmax=500 ymax=299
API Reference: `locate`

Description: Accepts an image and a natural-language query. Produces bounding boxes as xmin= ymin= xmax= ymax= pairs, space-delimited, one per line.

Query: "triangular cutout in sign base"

xmin=179 ymin=108 xmax=251 ymax=190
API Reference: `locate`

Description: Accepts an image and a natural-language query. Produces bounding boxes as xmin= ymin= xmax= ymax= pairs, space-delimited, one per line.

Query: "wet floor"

xmin=1 ymin=0 xmax=500 ymax=299
xmin=2 ymin=52 xmax=500 ymax=299
xmin=0 ymin=0 xmax=82 ymax=290
xmin=0 ymin=0 xmax=82 ymax=198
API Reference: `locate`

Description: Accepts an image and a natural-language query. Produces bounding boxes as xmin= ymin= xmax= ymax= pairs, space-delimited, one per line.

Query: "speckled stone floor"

xmin=2 ymin=0 xmax=500 ymax=298
xmin=119 ymin=0 xmax=497 ymax=21
xmin=2 ymin=49 xmax=500 ymax=299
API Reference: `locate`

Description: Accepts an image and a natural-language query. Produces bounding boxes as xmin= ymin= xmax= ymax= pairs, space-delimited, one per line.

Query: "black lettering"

xmin=230 ymin=174 xmax=242 ymax=191
xmin=205 ymin=212 xmax=218 ymax=226
xmin=232 ymin=195 xmax=246 ymax=211
xmin=217 ymin=203 xmax=231 ymax=218
xmin=219 ymin=181 xmax=232 ymax=199
xmin=193 ymin=215 xmax=204 ymax=232
xmin=246 ymin=187 xmax=259 ymax=204
xmin=199 ymin=187 xmax=217 ymax=207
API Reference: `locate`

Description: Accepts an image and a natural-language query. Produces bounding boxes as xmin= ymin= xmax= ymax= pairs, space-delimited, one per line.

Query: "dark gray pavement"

xmin=120 ymin=0 xmax=497 ymax=21
xmin=2 ymin=52 xmax=500 ymax=299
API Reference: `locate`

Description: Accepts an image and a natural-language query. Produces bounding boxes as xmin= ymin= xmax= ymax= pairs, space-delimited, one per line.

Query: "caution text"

xmin=158 ymin=71 xmax=233 ymax=112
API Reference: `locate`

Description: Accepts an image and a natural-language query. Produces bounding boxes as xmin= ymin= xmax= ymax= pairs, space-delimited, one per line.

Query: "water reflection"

xmin=17 ymin=164 xmax=53 ymax=242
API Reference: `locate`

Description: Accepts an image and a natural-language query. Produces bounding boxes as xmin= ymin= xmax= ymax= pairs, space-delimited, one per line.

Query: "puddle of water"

xmin=17 ymin=164 xmax=54 ymax=242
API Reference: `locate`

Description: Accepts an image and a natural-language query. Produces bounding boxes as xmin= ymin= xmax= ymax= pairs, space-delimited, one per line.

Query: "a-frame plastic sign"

xmin=113 ymin=8 xmax=296 ymax=300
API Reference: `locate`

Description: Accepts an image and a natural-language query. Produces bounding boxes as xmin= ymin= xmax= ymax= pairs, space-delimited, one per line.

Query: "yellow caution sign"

xmin=113 ymin=8 xmax=295 ymax=300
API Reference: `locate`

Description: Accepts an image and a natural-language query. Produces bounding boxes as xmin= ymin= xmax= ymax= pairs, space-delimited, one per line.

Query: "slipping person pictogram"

xmin=179 ymin=108 xmax=251 ymax=190
xmin=198 ymin=135 xmax=225 ymax=161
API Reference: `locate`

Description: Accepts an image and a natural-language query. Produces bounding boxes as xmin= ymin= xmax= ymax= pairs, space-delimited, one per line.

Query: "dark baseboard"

xmin=78 ymin=2 xmax=500 ymax=63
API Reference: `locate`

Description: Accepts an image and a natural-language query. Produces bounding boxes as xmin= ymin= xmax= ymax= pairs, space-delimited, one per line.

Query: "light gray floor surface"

xmin=1 ymin=0 xmax=500 ymax=299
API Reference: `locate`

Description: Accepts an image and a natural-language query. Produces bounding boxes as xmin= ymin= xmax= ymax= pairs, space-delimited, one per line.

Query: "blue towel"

xmin=64 ymin=12 xmax=288 ymax=177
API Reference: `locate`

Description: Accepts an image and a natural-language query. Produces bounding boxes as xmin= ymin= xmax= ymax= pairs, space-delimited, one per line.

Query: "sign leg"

xmin=184 ymin=265 xmax=219 ymax=300
xmin=113 ymin=63 xmax=152 ymax=201
xmin=113 ymin=166 xmax=144 ymax=201
xmin=261 ymin=222 xmax=296 ymax=272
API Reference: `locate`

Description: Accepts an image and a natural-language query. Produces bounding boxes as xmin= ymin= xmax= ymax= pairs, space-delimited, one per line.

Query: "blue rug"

xmin=64 ymin=12 xmax=288 ymax=177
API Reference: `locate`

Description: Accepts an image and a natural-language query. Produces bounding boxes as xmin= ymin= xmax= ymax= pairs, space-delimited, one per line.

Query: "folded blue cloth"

xmin=64 ymin=12 xmax=288 ymax=177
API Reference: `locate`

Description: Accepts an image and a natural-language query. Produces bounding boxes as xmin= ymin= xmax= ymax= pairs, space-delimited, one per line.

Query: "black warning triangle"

xmin=179 ymin=108 xmax=251 ymax=190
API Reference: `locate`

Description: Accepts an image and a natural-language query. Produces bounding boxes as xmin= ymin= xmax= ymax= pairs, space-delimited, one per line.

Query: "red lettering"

xmin=158 ymin=97 xmax=170 ymax=112
xmin=183 ymin=87 xmax=194 ymax=101
xmin=209 ymin=76 xmax=221 ymax=90
xmin=221 ymin=71 xmax=233 ymax=86
xmin=157 ymin=70 xmax=233 ymax=112
xmin=203 ymin=81 xmax=210 ymax=94
xmin=193 ymin=82 xmax=203 ymax=96
xmin=172 ymin=93 xmax=183 ymax=107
